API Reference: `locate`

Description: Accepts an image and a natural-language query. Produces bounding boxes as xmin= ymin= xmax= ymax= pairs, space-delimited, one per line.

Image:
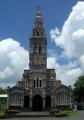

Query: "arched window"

xmin=37 ymin=78 xmax=38 ymax=87
xmin=40 ymin=80 xmax=41 ymax=87
xmin=39 ymin=46 xmax=41 ymax=54
xmin=37 ymin=32 xmax=39 ymax=36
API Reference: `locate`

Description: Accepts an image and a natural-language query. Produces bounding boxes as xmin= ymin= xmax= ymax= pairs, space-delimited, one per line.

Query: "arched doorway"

xmin=45 ymin=96 xmax=51 ymax=109
xmin=32 ymin=95 xmax=43 ymax=111
xmin=24 ymin=96 xmax=30 ymax=108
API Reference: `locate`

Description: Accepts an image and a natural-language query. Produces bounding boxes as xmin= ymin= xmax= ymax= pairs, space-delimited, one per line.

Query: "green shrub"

xmin=54 ymin=110 xmax=77 ymax=117
xmin=50 ymin=109 xmax=76 ymax=117
xmin=54 ymin=112 xmax=68 ymax=117
xmin=0 ymin=112 xmax=6 ymax=119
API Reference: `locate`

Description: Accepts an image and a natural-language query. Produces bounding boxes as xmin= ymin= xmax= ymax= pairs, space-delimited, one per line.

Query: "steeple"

xmin=31 ymin=7 xmax=46 ymax=38
xmin=36 ymin=7 xmax=42 ymax=19
xmin=29 ymin=7 xmax=47 ymax=71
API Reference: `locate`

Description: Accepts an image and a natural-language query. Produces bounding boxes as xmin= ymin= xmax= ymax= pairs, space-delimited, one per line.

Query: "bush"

xmin=54 ymin=112 xmax=68 ymax=117
xmin=0 ymin=112 xmax=6 ymax=119
xmin=50 ymin=109 xmax=75 ymax=117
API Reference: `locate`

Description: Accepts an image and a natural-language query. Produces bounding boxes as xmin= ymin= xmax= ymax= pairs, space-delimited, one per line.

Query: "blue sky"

xmin=0 ymin=0 xmax=84 ymax=87
xmin=0 ymin=0 xmax=80 ymax=48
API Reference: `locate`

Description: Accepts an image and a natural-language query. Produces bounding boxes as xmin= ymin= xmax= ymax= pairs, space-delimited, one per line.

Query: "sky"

xmin=0 ymin=0 xmax=84 ymax=87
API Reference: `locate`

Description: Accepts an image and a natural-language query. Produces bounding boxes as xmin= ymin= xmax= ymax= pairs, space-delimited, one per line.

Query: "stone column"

xmin=7 ymin=94 xmax=9 ymax=109
xmin=65 ymin=92 xmax=66 ymax=102
xmin=30 ymin=96 xmax=32 ymax=108
xmin=13 ymin=95 xmax=15 ymax=105
xmin=64 ymin=92 xmax=65 ymax=102
xmin=35 ymin=80 xmax=37 ymax=88
xmin=51 ymin=96 xmax=55 ymax=108
xmin=65 ymin=92 xmax=67 ymax=102
xmin=18 ymin=95 xmax=20 ymax=106
xmin=43 ymin=97 xmax=45 ymax=109
xmin=63 ymin=92 xmax=64 ymax=102
xmin=60 ymin=92 xmax=62 ymax=103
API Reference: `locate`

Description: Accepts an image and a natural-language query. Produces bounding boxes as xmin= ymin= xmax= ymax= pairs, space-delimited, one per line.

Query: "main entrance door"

xmin=32 ymin=95 xmax=43 ymax=111
xmin=24 ymin=96 xmax=30 ymax=108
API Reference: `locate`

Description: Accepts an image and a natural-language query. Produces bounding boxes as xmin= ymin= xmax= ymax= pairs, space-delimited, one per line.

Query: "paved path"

xmin=1 ymin=110 xmax=84 ymax=120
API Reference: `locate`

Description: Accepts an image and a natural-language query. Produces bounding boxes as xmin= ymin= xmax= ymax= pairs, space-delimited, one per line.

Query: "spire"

xmin=36 ymin=6 xmax=42 ymax=19
xmin=31 ymin=7 xmax=46 ymax=38
xmin=35 ymin=6 xmax=43 ymax=28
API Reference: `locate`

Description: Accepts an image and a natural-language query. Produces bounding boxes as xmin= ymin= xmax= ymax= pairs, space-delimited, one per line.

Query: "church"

xmin=8 ymin=8 xmax=71 ymax=111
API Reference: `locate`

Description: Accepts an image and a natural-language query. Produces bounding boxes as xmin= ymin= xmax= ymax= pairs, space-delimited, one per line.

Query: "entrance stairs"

xmin=8 ymin=111 xmax=51 ymax=118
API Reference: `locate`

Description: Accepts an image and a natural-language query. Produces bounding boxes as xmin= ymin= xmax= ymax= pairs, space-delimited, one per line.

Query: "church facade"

xmin=8 ymin=8 xmax=71 ymax=111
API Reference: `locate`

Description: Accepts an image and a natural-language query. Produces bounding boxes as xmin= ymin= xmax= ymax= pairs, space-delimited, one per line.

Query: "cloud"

xmin=47 ymin=56 xmax=56 ymax=69
xmin=50 ymin=1 xmax=84 ymax=86
xmin=0 ymin=38 xmax=28 ymax=87
xmin=50 ymin=1 xmax=84 ymax=58
xmin=0 ymin=38 xmax=81 ymax=87
xmin=56 ymin=63 xmax=82 ymax=86
xmin=80 ymin=55 xmax=84 ymax=72
xmin=47 ymin=54 xmax=82 ymax=86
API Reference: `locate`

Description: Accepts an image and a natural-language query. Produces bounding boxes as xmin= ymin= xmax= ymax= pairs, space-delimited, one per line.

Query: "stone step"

xmin=8 ymin=112 xmax=52 ymax=118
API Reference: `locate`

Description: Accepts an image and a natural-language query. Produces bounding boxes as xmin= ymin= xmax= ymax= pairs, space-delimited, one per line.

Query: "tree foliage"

xmin=0 ymin=87 xmax=7 ymax=94
xmin=73 ymin=76 xmax=84 ymax=102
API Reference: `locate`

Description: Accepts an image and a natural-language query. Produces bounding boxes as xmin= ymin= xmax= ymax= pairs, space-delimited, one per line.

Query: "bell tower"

xmin=29 ymin=7 xmax=47 ymax=72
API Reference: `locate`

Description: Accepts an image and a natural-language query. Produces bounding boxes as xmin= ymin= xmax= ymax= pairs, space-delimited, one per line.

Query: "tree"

xmin=73 ymin=76 xmax=84 ymax=103
xmin=0 ymin=87 xmax=7 ymax=94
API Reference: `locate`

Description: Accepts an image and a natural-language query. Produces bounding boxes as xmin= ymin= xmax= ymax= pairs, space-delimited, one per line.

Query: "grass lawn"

xmin=63 ymin=110 xmax=78 ymax=117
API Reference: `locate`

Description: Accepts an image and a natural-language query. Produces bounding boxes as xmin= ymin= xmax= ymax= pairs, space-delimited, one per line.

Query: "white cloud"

xmin=0 ymin=38 xmax=81 ymax=87
xmin=0 ymin=38 xmax=28 ymax=87
xmin=50 ymin=1 xmax=84 ymax=86
xmin=56 ymin=64 xmax=82 ymax=86
xmin=80 ymin=55 xmax=84 ymax=72
xmin=47 ymin=56 xmax=56 ymax=69
xmin=50 ymin=1 xmax=84 ymax=58
xmin=47 ymin=52 xmax=82 ymax=86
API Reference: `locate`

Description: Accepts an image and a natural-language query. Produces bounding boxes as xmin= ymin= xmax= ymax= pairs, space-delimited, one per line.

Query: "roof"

xmin=0 ymin=94 xmax=8 ymax=98
xmin=56 ymin=84 xmax=69 ymax=91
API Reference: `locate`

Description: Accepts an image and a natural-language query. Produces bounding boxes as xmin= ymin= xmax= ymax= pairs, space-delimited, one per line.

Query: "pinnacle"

xmin=36 ymin=6 xmax=42 ymax=18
